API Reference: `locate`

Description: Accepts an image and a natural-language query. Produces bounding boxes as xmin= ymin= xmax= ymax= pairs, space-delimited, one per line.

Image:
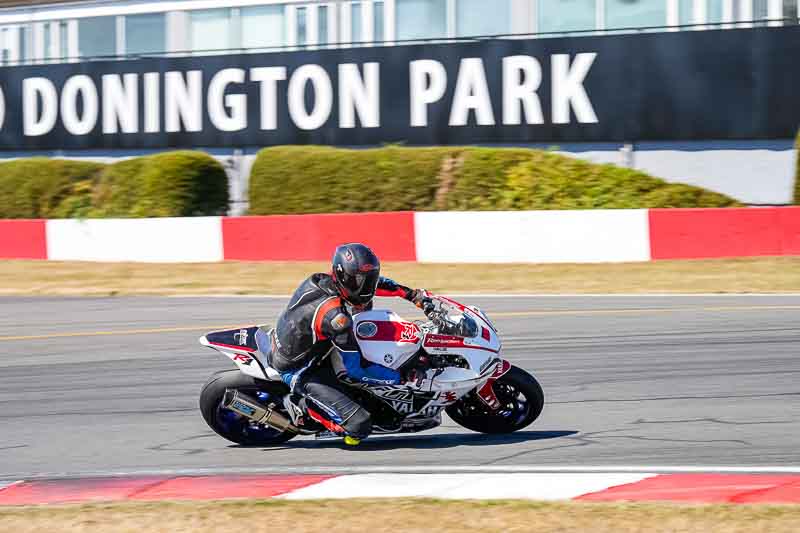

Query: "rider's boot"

xmin=343 ymin=436 xmax=361 ymax=446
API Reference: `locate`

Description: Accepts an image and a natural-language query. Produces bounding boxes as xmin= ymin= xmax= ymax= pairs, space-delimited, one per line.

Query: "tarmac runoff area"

xmin=0 ymin=294 xmax=799 ymax=504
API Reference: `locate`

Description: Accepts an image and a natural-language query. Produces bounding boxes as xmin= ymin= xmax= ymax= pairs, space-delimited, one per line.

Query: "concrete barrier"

xmin=1 ymin=207 xmax=799 ymax=263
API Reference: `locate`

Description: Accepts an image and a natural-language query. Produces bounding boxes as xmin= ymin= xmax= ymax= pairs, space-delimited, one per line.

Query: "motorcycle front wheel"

xmin=445 ymin=365 xmax=544 ymax=434
xmin=199 ymin=369 xmax=296 ymax=446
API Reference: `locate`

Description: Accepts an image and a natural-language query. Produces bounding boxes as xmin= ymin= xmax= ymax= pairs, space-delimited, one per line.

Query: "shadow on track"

xmin=230 ymin=430 xmax=577 ymax=451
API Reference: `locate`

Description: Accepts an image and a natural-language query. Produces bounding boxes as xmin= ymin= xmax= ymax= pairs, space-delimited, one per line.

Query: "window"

xmin=241 ymin=5 xmax=284 ymax=49
xmin=679 ymin=0 xmax=694 ymax=24
xmin=374 ymin=0 xmax=385 ymax=41
xmin=59 ymin=21 xmax=68 ymax=59
xmin=786 ymin=0 xmax=799 ymax=23
xmin=0 ymin=25 xmax=23 ymax=64
xmin=125 ymin=13 xmax=166 ymax=55
xmin=396 ymin=0 xmax=447 ymax=39
xmin=605 ymin=0 xmax=666 ymax=29
xmin=753 ymin=0 xmax=769 ymax=23
xmin=351 ymin=2 xmax=363 ymax=42
xmin=538 ymin=0 xmax=596 ymax=32
xmin=296 ymin=6 xmax=307 ymax=45
xmin=706 ymin=0 xmax=725 ymax=23
xmin=19 ymin=25 xmax=30 ymax=63
xmin=78 ymin=16 xmax=116 ymax=58
xmin=0 ymin=27 xmax=9 ymax=64
xmin=190 ymin=9 xmax=233 ymax=53
xmin=319 ymin=5 xmax=329 ymax=44
xmin=456 ymin=0 xmax=511 ymax=36
xmin=44 ymin=22 xmax=52 ymax=58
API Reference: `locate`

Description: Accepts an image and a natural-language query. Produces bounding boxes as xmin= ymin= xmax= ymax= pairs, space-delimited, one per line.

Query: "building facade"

xmin=0 ymin=0 xmax=797 ymax=207
xmin=0 ymin=0 xmax=798 ymax=64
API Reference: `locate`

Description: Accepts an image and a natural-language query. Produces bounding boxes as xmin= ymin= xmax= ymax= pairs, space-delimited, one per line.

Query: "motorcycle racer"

xmin=256 ymin=242 xmax=433 ymax=445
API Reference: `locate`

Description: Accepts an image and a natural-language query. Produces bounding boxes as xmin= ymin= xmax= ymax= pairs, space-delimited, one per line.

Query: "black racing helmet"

xmin=332 ymin=243 xmax=381 ymax=306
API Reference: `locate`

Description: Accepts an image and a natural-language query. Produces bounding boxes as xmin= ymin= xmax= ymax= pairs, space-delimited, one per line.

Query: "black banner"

xmin=0 ymin=26 xmax=798 ymax=150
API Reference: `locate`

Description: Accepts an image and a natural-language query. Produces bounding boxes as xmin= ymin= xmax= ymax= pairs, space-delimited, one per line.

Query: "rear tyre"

xmin=199 ymin=369 xmax=296 ymax=446
xmin=446 ymin=365 xmax=544 ymax=434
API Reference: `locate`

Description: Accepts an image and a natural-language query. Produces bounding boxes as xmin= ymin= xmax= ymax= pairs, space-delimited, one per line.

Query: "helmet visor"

xmin=339 ymin=268 xmax=380 ymax=305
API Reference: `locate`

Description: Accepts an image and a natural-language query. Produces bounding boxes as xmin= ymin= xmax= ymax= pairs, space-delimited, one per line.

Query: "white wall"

xmin=561 ymin=144 xmax=797 ymax=205
xmin=46 ymin=217 xmax=224 ymax=262
xmin=632 ymin=147 xmax=796 ymax=205
xmin=414 ymin=210 xmax=651 ymax=263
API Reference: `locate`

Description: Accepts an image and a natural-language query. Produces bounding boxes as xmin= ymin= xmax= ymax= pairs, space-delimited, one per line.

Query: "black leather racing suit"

xmin=259 ymin=273 xmax=419 ymax=439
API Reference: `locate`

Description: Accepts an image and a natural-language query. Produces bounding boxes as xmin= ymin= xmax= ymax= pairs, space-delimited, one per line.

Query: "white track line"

xmin=280 ymin=473 xmax=655 ymax=501
xmin=0 ymin=481 xmax=23 ymax=492
xmin=6 ymin=465 xmax=800 ymax=481
xmin=167 ymin=293 xmax=800 ymax=299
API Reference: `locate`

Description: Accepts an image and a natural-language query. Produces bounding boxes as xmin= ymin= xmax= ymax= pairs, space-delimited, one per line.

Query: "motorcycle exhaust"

xmin=222 ymin=389 xmax=298 ymax=433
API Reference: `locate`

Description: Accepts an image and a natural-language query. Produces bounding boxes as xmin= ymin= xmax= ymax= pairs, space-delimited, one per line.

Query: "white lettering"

xmin=23 ymin=77 xmax=58 ymax=136
xmin=287 ymin=64 xmax=333 ymax=130
xmin=502 ymin=55 xmax=543 ymax=125
xmin=61 ymin=75 xmax=98 ymax=136
xmin=409 ymin=59 xmax=446 ymax=127
xmin=551 ymin=53 xmax=598 ymax=124
xmin=102 ymin=74 xmax=138 ymax=134
xmin=143 ymin=72 xmax=160 ymax=133
xmin=449 ymin=57 xmax=495 ymax=126
xmin=165 ymin=70 xmax=202 ymax=133
xmin=338 ymin=62 xmax=380 ymax=128
xmin=250 ymin=66 xmax=287 ymax=131
xmin=208 ymin=68 xmax=247 ymax=132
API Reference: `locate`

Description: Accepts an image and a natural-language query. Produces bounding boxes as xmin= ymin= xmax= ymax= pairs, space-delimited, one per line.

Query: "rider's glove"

xmin=411 ymin=289 xmax=436 ymax=316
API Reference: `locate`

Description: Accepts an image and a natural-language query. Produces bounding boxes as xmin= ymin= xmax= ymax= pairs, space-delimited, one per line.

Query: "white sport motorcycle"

xmin=199 ymin=295 xmax=544 ymax=445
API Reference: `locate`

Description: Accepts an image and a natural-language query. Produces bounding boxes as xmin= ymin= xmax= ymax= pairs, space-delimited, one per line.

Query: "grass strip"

xmin=1 ymin=499 xmax=799 ymax=533
xmin=0 ymin=257 xmax=797 ymax=296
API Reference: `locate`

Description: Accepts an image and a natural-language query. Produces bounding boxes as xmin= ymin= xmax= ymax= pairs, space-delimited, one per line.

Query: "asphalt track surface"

xmin=1 ymin=294 xmax=799 ymax=483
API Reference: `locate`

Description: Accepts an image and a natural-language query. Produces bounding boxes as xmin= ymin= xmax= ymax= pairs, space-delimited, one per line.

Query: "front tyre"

xmin=446 ymin=365 xmax=544 ymax=434
xmin=199 ymin=369 xmax=296 ymax=446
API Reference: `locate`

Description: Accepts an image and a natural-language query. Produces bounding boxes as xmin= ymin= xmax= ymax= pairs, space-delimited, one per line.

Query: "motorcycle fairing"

xmin=199 ymin=326 xmax=274 ymax=380
xmin=368 ymin=384 xmax=456 ymax=418
xmin=352 ymin=310 xmax=422 ymax=370
xmin=476 ymin=359 xmax=513 ymax=410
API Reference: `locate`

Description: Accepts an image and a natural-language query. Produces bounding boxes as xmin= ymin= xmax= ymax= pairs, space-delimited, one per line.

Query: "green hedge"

xmin=248 ymin=146 xmax=738 ymax=214
xmin=92 ymin=151 xmax=229 ymax=217
xmin=248 ymin=146 xmax=448 ymax=214
xmin=0 ymin=151 xmax=228 ymax=218
xmin=0 ymin=159 xmax=105 ymax=218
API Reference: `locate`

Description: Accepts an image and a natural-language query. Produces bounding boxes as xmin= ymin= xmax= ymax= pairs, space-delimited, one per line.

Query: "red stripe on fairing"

xmin=357 ymin=320 xmax=421 ymax=343
xmin=0 ymin=476 xmax=337 ymax=505
xmin=648 ymin=207 xmax=800 ymax=260
xmin=0 ymin=220 xmax=47 ymax=259
xmin=208 ymin=342 xmax=256 ymax=353
xmin=222 ymin=212 xmax=417 ymax=261
xmin=576 ymin=474 xmax=800 ymax=504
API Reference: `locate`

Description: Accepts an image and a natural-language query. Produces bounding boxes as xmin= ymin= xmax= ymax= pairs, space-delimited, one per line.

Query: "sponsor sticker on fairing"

xmin=232 ymin=353 xmax=253 ymax=366
xmin=356 ymin=321 xmax=378 ymax=338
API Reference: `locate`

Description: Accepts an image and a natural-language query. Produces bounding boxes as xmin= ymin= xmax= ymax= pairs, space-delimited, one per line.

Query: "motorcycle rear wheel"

xmin=446 ymin=365 xmax=544 ymax=434
xmin=199 ymin=369 xmax=296 ymax=446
